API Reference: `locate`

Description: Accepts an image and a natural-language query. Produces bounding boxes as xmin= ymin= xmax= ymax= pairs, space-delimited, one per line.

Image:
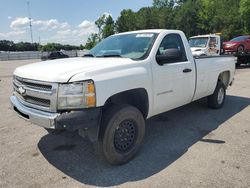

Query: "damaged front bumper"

xmin=10 ymin=96 xmax=102 ymax=141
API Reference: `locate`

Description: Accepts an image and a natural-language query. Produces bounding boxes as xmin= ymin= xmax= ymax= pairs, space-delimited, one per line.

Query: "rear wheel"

xmin=96 ymin=104 xmax=145 ymax=165
xmin=208 ymin=81 xmax=226 ymax=109
xmin=237 ymin=45 xmax=244 ymax=54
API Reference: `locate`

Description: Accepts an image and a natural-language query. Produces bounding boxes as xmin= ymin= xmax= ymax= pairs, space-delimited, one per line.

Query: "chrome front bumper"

xmin=10 ymin=96 xmax=59 ymax=129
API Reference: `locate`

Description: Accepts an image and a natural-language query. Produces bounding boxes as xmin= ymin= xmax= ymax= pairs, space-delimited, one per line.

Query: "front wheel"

xmin=207 ymin=81 xmax=226 ymax=109
xmin=96 ymin=104 xmax=145 ymax=165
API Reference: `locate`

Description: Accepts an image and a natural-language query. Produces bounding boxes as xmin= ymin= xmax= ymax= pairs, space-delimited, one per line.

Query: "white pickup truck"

xmin=10 ymin=29 xmax=235 ymax=165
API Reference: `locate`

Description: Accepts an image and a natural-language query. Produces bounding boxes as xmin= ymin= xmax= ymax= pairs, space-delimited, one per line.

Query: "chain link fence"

xmin=0 ymin=50 xmax=88 ymax=61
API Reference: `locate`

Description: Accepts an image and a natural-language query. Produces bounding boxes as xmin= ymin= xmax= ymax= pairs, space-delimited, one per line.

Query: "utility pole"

xmin=27 ymin=1 xmax=33 ymax=43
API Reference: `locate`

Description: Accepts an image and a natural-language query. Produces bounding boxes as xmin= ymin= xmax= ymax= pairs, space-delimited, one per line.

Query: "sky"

xmin=0 ymin=0 xmax=153 ymax=45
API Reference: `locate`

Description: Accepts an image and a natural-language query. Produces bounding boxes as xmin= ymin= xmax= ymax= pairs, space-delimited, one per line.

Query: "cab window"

xmin=157 ymin=33 xmax=187 ymax=64
xmin=209 ymin=37 xmax=217 ymax=48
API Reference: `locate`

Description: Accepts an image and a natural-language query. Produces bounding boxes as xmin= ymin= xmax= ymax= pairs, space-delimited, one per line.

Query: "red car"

xmin=223 ymin=35 xmax=250 ymax=53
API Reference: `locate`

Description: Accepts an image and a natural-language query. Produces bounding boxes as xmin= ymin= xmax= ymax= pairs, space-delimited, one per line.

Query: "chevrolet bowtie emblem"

xmin=18 ymin=86 xmax=26 ymax=95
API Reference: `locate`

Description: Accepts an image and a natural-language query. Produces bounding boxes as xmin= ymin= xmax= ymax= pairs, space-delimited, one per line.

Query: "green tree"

xmin=95 ymin=14 xmax=107 ymax=39
xmin=174 ymin=0 xmax=202 ymax=38
xmin=198 ymin=0 xmax=243 ymax=40
xmin=240 ymin=0 xmax=250 ymax=32
xmin=15 ymin=42 xmax=39 ymax=51
xmin=40 ymin=43 xmax=59 ymax=51
xmin=0 ymin=40 xmax=40 ymax=51
xmin=85 ymin=0 xmax=247 ymax=48
xmin=136 ymin=7 xmax=160 ymax=29
xmin=84 ymin=33 xmax=99 ymax=49
xmin=153 ymin=0 xmax=186 ymax=8
xmin=79 ymin=44 xmax=84 ymax=50
xmin=157 ymin=7 xmax=175 ymax=29
xmin=39 ymin=43 xmax=80 ymax=51
xmin=102 ymin=15 xmax=115 ymax=38
xmin=116 ymin=9 xmax=138 ymax=32
xmin=0 ymin=40 xmax=15 ymax=51
xmin=153 ymin=0 xmax=175 ymax=8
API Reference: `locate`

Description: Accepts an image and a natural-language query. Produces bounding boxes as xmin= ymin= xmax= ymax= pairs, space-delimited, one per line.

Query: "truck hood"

xmin=14 ymin=57 xmax=135 ymax=82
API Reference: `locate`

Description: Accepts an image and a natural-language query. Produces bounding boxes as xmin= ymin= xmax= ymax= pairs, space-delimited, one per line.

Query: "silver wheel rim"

xmin=217 ymin=88 xmax=225 ymax=105
xmin=238 ymin=46 xmax=244 ymax=53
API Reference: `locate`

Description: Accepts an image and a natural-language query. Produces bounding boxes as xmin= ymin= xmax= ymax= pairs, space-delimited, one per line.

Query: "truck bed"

xmin=193 ymin=56 xmax=235 ymax=101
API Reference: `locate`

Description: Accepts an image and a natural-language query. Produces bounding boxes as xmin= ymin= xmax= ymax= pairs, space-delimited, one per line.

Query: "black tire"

xmin=207 ymin=81 xmax=226 ymax=109
xmin=200 ymin=54 xmax=207 ymax=57
xmin=95 ymin=104 xmax=145 ymax=165
xmin=45 ymin=128 xmax=65 ymax=135
xmin=236 ymin=62 xmax=241 ymax=67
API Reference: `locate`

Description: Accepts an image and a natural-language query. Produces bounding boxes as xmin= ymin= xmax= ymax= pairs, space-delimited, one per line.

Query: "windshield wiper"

xmin=96 ymin=54 xmax=122 ymax=58
xmin=83 ymin=53 xmax=95 ymax=57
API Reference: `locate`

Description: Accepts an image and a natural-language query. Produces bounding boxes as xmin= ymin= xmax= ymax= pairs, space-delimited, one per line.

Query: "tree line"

xmin=85 ymin=0 xmax=250 ymax=49
xmin=1 ymin=0 xmax=249 ymax=51
xmin=0 ymin=40 xmax=83 ymax=52
xmin=0 ymin=40 xmax=40 ymax=51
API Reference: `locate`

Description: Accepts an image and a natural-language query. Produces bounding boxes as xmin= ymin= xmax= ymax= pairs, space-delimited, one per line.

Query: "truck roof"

xmin=190 ymin=34 xmax=220 ymax=39
xmin=115 ymin=29 xmax=183 ymax=36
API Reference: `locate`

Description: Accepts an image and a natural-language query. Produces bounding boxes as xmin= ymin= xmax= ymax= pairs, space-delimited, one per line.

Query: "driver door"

xmin=151 ymin=33 xmax=196 ymax=115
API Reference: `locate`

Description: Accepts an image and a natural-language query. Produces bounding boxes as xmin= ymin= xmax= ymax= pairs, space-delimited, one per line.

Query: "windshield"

xmin=230 ymin=36 xmax=248 ymax=42
xmin=88 ymin=33 xmax=157 ymax=60
xmin=189 ymin=37 xmax=208 ymax=48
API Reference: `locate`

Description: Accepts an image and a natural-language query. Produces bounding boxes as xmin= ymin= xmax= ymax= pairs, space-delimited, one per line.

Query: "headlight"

xmin=226 ymin=43 xmax=236 ymax=47
xmin=57 ymin=80 xmax=96 ymax=109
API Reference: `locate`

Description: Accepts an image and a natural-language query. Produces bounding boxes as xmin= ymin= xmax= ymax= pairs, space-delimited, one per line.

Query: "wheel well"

xmin=218 ymin=71 xmax=230 ymax=88
xmin=103 ymin=88 xmax=149 ymax=119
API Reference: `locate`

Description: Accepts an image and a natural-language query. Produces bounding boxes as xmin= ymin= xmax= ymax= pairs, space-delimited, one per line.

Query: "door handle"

xmin=183 ymin=68 xmax=192 ymax=73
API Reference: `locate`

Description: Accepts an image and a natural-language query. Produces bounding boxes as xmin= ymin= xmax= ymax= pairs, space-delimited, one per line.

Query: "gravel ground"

xmin=0 ymin=60 xmax=250 ymax=188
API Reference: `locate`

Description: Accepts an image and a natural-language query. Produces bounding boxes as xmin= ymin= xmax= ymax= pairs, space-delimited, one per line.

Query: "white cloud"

xmin=56 ymin=29 xmax=71 ymax=36
xmin=0 ymin=30 xmax=25 ymax=38
xmin=33 ymin=19 xmax=58 ymax=29
xmin=10 ymin=17 xmax=70 ymax=31
xmin=49 ymin=20 xmax=97 ymax=45
xmin=33 ymin=19 xmax=70 ymax=30
xmin=78 ymin=20 xmax=94 ymax=29
xmin=60 ymin=22 xmax=70 ymax=29
xmin=78 ymin=20 xmax=98 ymax=36
xmin=6 ymin=13 xmax=113 ymax=45
xmin=8 ymin=16 xmax=12 ymax=20
xmin=10 ymin=17 xmax=30 ymax=29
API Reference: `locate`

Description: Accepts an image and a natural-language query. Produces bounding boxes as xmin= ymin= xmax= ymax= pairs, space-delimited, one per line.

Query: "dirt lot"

xmin=0 ymin=60 xmax=250 ymax=188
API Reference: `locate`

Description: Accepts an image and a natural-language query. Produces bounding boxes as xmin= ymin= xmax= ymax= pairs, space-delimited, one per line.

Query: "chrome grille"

xmin=15 ymin=77 xmax=52 ymax=91
xmin=23 ymin=96 xmax=50 ymax=107
xmin=13 ymin=76 xmax=58 ymax=112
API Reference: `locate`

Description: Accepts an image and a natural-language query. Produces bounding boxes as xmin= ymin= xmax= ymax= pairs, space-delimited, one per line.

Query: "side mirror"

xmin=156 ymin=48 xmax=182 ymax=65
